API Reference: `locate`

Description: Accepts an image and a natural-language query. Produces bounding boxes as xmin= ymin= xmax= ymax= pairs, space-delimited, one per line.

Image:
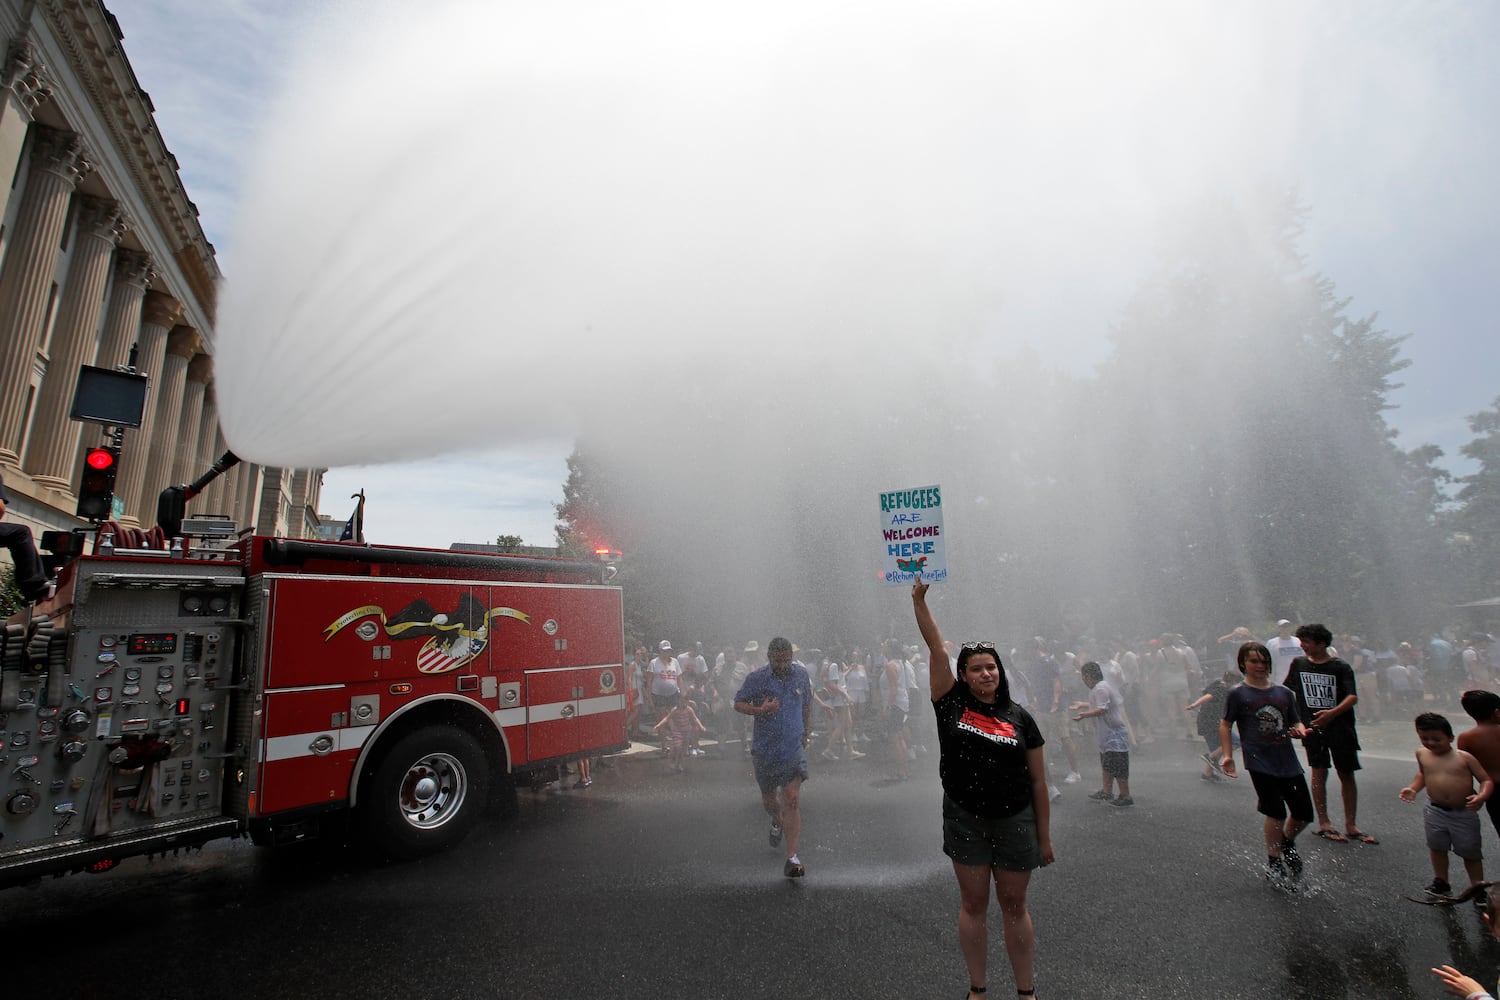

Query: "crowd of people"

xmin=606 ymin=615 xmax=1498 ymax=999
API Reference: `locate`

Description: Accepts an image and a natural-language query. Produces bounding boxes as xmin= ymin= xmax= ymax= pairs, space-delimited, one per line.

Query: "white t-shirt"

xmin=649 ymin=655 xmax=682 ymax=696
xmin=844 ymin=664 xmax=869 ymax=703
xmin=1266 ymin=635 xmax=1303 ymax=686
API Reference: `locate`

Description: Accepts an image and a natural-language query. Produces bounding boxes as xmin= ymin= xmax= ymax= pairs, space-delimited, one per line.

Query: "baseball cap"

xmin=744 ymin=641 xmax=759 ymax=653
xmin=1276 ymin=619 xmax=1292 ymax=627
xmin=658 ymin=639 xmax=672 ymax=651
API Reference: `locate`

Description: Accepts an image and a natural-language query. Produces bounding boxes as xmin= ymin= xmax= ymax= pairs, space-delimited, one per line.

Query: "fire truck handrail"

xmin=261 ymin=538 xmax=607 ymax=581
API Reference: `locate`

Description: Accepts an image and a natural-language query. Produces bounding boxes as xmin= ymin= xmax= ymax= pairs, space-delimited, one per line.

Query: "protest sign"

xmin=878 ymin=483 xmax=947 ymax=585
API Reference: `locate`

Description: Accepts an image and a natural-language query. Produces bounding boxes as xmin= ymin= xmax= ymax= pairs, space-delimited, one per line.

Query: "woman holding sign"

xmin=912 ymin=580 xmax=1052 ymax=1000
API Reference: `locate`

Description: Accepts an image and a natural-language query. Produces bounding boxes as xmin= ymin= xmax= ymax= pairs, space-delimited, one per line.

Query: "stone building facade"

xmin=0 ymin=0 xmax=321 ymax=567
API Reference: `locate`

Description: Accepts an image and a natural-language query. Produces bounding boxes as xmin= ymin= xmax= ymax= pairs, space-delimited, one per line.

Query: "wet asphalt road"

xmin=2 ymin=720 xmax=1491 ymax=1000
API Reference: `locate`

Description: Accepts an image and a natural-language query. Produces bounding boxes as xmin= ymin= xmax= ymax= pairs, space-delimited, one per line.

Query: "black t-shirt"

xmin=1284 ymin=656 xmax=1358 ymax=737
xmin=1195 ymin=679 xmax=1232 ymax=738
xmin=933 ymin=684 xmax=1044 ymax=818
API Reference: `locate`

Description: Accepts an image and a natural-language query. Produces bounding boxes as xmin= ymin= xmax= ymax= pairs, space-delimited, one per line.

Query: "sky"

xmin=106 ymin=0 xmax=1500 ymax=550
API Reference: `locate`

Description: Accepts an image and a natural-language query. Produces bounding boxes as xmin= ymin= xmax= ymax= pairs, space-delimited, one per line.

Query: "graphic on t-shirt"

xmin=957 ymin=708 xmax=1019 ymax=746
xmin=1296 ymin=672 xmax=1338 ymax=711
xmin=1255 ymin=703 xmax=1289 ymax=742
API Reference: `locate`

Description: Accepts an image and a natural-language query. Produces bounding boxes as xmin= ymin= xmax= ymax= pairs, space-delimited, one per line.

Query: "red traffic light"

xmin=85 ymin=447 xmax=115 ymax=470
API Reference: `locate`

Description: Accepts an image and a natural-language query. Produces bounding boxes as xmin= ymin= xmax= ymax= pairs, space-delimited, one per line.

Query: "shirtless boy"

xmin=1459 ymin=689 xmax=1500 ymax=839
xmin=1399 ymin=712 xmax=1494 ymax=898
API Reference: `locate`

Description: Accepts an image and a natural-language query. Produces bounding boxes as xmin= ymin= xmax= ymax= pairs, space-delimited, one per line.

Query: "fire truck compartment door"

xmin=258 ymin=686 xmax=365 ymax=814
xmin=524 ymin=667 xmax=623 ymax=761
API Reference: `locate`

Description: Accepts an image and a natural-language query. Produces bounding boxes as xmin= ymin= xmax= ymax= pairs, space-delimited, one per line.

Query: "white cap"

xmin=658 ymin=639 xmax=672 ymax=651
xmin=1276 ymin=619 xmax=1292 ymax=627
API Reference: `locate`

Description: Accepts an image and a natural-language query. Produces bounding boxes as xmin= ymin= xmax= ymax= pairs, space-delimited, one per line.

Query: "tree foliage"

xmin=551 ymin=192 xmax=1484 ymax=648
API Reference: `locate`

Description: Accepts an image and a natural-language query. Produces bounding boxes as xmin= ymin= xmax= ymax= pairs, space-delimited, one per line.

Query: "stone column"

xmin=115 ymin=293 xmax=180 ymax=526
xmin=236 ymin=462 xmax=263 ymax=533
xmin=194 ymin=385 xmax=219 ymax=511
xmin=172 ymin=354 xmax=211 ymax=489
xmin=220 ymin=447 xmax=242 ymax=524
xmin=141 ymin=326 xmax=198 ymax=511
xmin=94 ymin=251 xmax=154 ymax=369
xmin=23 ymin=197 xmax=124 ymax=489
xmin=0 ymin=127 xmax=88 ymax=466
xmin=0 ymin=40 xmax=54 ymax=226
xmin=204 ymin=426 xmax=229 ymax=515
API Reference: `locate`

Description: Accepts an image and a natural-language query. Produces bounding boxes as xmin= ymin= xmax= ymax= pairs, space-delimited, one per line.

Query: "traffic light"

xmin=76 ymin=445 xmax=119 ymax=520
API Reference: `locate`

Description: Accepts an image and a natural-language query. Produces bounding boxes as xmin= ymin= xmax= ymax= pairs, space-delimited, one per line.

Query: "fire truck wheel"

xmin=362 ymin=726 xmax=490 ymax=858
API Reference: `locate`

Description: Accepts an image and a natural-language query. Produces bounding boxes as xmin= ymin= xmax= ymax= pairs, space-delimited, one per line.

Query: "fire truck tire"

xmin=360 ymin=726 xmax=490 ymax=858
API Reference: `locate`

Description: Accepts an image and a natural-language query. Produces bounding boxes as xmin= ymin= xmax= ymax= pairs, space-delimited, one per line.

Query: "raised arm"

xmin=912 ymin=580 xmax=956 ymax=702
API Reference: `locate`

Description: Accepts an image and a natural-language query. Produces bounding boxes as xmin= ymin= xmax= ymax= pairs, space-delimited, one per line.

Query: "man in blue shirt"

xmin=734 ymin=636 xmax=813 ymax=878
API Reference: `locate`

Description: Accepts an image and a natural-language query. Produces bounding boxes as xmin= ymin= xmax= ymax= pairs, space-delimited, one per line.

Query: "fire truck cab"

xmin=0 ymin=523 xmax=626 ymax=886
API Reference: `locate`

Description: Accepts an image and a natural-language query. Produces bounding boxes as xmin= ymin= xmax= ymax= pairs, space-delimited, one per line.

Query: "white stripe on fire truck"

xmin=262 ymin=725 xmax=377 ymax=762
xmin=265 ymin=683 xmax=346 ymax=694
xmin=260 ymin=695 xmax=624 ymax=762
xmin=493 ymin=693 xmax=624 ymax=728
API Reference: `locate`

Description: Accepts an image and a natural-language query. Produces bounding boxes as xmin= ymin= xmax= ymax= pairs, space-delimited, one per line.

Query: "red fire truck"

xmin=0 ymin=521 xmax=626 ymax=886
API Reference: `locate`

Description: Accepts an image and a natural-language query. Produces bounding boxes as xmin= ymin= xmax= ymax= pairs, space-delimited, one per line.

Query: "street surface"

xmin=3 ymin=719 xmax=1490 ymax=999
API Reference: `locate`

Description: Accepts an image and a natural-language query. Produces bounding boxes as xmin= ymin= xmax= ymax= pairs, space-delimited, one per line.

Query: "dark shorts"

xmin=1303 ymin=729 xmax=1360 ymax=773
xmin=942 ymin=795 xmax=1042 ymax=872
xmin=1249 ymin=771 xmax=1315 ymax=823
xmin=752 ymin=749 xmax=808 ymax=794
xmin=882 ymin=711 xmax=909 ymax=738
xmin=1100 ymin=751 xmax=1130 ymax=780
xmin=652 ymin=691 xmax=679 ymax=711
xmin=1486 ymin=795 xmax=1500 ymax=838
xmin=1426 ymin=800 xmax=1483 ymax=860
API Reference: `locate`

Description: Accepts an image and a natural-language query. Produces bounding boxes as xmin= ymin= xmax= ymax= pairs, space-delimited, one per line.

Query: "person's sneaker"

xmin=1063 ymin=771 xmax=1082 ymax=784
xmin=783 ymin=857 xmax=805 ymax=878
xmin=1048 ymin=784 xmax=1062 ymax=802
xmin=1265 ymin=857 xmax=1288 ymax=884
xmin=769 ymin=821 xmax=783 ymax=847
xmin=572 ymin=778 xmax=592 ymax=789
xmin=1426 ymin=878 xmax=1453 ymax=897
xmin=1281 ymin=840 xmax=1303 ymax=881
xmin=689 ymin=748 xmax=705 ymax=757
xmin=848 ymin=750 xmax=866 ymax=759
xmin=1109 ymin=796 xmax=1134 ymax=807
xmin=821 ymin=749 xmax=840 ymax=761
xmin=1087 ymin=789 xmax=1114 ymax=801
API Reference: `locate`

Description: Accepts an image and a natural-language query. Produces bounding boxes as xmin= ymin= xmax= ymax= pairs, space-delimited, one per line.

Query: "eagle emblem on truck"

xmin=323 ymin=594 xmax=531 ymax=674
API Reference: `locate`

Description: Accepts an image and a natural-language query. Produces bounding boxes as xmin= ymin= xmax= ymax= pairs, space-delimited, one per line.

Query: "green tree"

xmin=1455 ymin=396 xmax=1500 ymax=598
xmin=494 ymin=534 xmax=525 ymax=553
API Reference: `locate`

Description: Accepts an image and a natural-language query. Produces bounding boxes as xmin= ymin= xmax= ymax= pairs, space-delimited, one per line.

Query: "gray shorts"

xmin=753 ymin=749 xmax=808 ymax=794
xmin=1425 ymin=800 xmax=1483 ymax=860
xmin=942 ymin=795 xmax=1042 ymax=872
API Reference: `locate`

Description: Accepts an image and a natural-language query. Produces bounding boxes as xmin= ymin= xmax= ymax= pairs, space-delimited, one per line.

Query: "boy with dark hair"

xmin=1219 ymin=641 xmax=1313 ymax=887
xmin=1400 ymin=712 xmax=1493 ymax=898
xmin=1072 ymin=661 xmax=1132 ymax=806
xmin=1286 ymin=623 xmax=1373 ymax=844
xmin=1459 ymin=689 xmax=1500 ymax=839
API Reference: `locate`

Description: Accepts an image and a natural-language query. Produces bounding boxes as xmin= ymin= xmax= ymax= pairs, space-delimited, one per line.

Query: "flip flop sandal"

xmin=1311 ymin=829 xmax=1348 ymax=843
xmin=1348 ymin=832 xmax=1379 ymax=844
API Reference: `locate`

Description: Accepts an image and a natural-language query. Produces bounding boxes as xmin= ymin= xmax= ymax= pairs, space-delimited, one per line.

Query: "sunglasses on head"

xmin=961 ymin=641 xmax=998 ymax=653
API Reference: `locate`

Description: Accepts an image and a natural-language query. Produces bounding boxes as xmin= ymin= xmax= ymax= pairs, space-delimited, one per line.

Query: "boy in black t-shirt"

xmin=1285 ymin=623 xmax=1374 ymax=844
